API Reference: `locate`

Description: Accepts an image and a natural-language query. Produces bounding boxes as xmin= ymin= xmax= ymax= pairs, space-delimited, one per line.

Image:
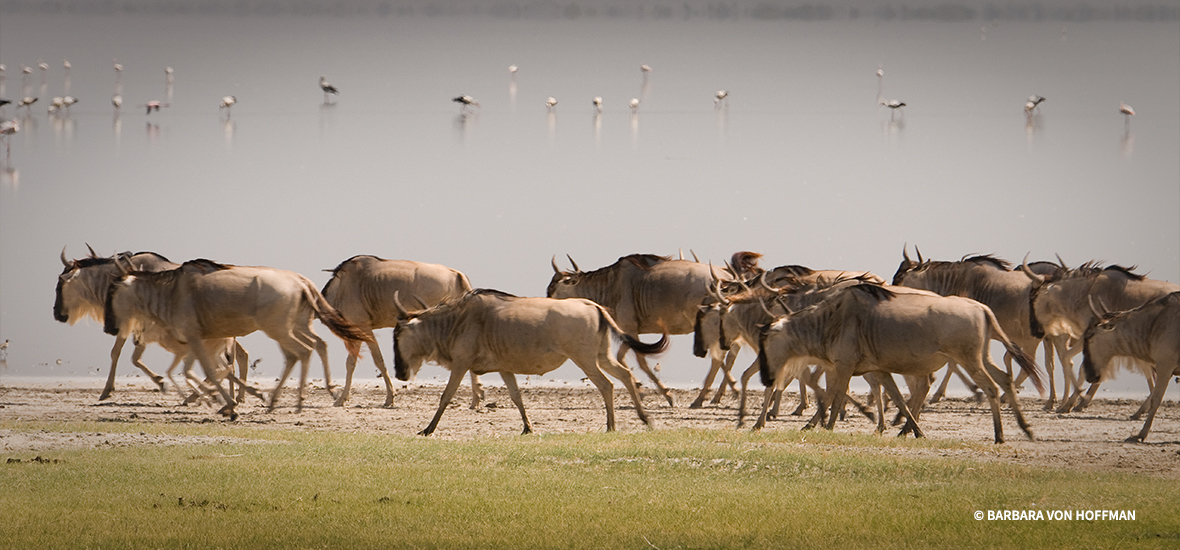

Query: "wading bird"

xmin=18 ymin=97 xmax=37 ymax=113
xmin=545 ymin=97 xmax=558 ymax=112
xmin=714 ymin=90 xmax=728 ymax=107
xmin=453 ymin=95 xmax=479 ymax=112
xmin=508 ymin=65 xmax=518 ymax=75
xmin=112 ymin=94 xmax=122 ymax=110
xmin=319 ymin=76 xmax=338 ymax=103
xmin=629 ymin=98 xmax=640 ymax=112
xmin=142 ymin=100 xmax=169 ymax=114
xmin=220 ymin=95 xmax=236 ymax=115
xmin=880 ymin=98 xmax=906 ymax=119
xmin=1119 ymin=101 xmax=1135 ymax=124
xmin=593 ymin=96 xmax=602 ymax=113
xmin=1 ymin=119 xmax=19 ymax=163
xmin=62 ymin=96 xmax=78 ymax=113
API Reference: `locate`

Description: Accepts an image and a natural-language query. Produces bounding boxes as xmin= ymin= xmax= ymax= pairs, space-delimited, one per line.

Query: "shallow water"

xmin=1 ymin=6 xmax=1177 ymax=396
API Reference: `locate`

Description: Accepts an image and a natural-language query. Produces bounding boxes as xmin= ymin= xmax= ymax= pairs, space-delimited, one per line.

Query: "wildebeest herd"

xmin=53 ymin=245 xmax=1179 ymax=443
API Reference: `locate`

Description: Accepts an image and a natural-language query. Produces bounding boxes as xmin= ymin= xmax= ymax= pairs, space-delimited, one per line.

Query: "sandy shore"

xmin=1 ymin=379 xmax=1177 ymax=478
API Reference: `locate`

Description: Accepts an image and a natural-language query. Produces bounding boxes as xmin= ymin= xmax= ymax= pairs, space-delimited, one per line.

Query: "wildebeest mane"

xmin=320 ymin=254 xmax=381 ymax=295
xmin=1059 ymin=261 xmax=1145 ymax=282
xmin=620 ymin=253 xmax=671 ymax=270
xmin=845 ymin=282 xmax=896 ymax=302
xmin=960 ymin=254 xmax=1012 ymax=270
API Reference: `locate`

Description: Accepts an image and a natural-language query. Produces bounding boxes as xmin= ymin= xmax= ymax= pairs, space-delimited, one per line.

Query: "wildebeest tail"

xmin=986 ymin=308 xmax=1045 ymax=395
xmin=302 ymin=281 xmax=373 ymax=351
xmin=596 ymin=306 xmax=668 ymax=355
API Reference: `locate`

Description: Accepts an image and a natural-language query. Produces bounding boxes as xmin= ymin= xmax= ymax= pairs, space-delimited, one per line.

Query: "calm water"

xmin=1 ymin=6 xmax=1177 ymax=397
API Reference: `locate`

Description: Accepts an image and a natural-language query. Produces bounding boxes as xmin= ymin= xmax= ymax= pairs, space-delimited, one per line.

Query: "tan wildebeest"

xmin=1083 ymin=292 xmax=1180 ymax=442
xmin=392 ymin=289 xmax=668 ymax=435
xmin=55 ymin=247 xmax=251 ymax=401
xmin=547 ymin=253 xmax=735 ymax=407
xmin=757 ymin=283 xmax=1044 ymax=443
xmin=321 ymin=255 xmax=477 ymax=407
xmin=105 ymin=259 xmax=371 ymax=417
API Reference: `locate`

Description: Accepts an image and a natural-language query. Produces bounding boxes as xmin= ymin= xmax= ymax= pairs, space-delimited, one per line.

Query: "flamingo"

xmin=453 ymin=95 xmax=479 ymax=112
xmin=1 ymin=119 xmax=18 ymax=164
xmin=1119 ymin=101 xmax=1135 ymax=130
xmin=545 ymin=97 xmax=558 ymax=112
xmin=593 ymin=96 xmax=602 ymax=113
xmin=880 ymin=98 xmax=906 ymax=119
xmin=112 ymin=94 xmax=122 ymax=110
xmin=714 ymin=90 xmax=728 ymax=107
xmin=62 ymin=96 xmax=78 ymax=113
xmin=640 ymin=64 xmax=652 ymax=74
xmin=142 ymin=100 xmax=170 ymax=114
xmin=508 ymin=65 xmax=518 ymax=75
xmin=1025 ymin=95 xmax=1046 ymax=115
xmin=220 ymin=95 xmax=237 ymax=115
xmin=48 ymin=96 xmax=64 ymax=114
xmin=63 ymin=59 xmax=71 ymax=72
xmin=629 ymin=98 xmax=640 ymax=112
xmin=319 ymin=76 xmax=338 ymax=103
xmin=17 ymin=97 xmax=37 ymax=113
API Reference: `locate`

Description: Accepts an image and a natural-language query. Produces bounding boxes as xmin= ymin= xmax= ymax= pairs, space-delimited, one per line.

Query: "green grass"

xmin=2 ymin=422 xmax=1177 ymax=549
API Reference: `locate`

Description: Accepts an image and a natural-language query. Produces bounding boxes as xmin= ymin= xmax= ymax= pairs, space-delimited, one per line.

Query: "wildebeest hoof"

xmin=688 ymin=399 xmax=705 ymax=409
xmin=1124 ymin=435 xmax=1145 ymax=444
xmin=418 ymin=429 xmax=433 ymax=436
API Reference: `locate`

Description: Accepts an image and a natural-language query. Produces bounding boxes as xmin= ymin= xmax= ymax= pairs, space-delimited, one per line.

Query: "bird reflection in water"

xmin=454 ymin=111 xmax=475 ymax=144
xmin=223 ymin=118 xmax=235 ymax=147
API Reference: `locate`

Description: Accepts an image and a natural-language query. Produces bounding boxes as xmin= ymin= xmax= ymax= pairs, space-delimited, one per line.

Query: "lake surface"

xmin=2 ymin=2 xmax=1177 ymax=397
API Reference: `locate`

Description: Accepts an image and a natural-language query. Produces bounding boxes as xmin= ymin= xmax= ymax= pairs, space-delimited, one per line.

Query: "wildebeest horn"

xmin=678 ymin=248 xmax=684 ymax=260
xmin=410 ymin=293 xmax=429 ymax=310
xmin=113 ymin=254 xmax=131 ymax=277
xmin=60 ymin=247 xmax=70 ymax=267
xmin=690 ymin=249 xmax=700 ymax=263
xmin=759 ymin=271 xmax=776 ymax=292
xmin=85 ymin=243 xmax=98 ymax=258
xmin=1088 ymin=295 xmax=1112 ymax=320
xmin=775 ymin=295 xmax=794 ymax=316
xmin=392 ymin=291 xmax=410 ymax=320
xmin=902 ymin=243 xmax=911 ymax=265
xmin=915 ymin=245 xmax=924 ymax=264
xmin=757 ymin=297 xmax=774 ymax=318
xmin=566 ymin=254 xmax=580 ymax=272
xmin=1020 ymin=253 xmax=1045 ymax=285
xmin=551 ymin=255 xmax=562 ymax=274
xmin=1055 ymin=253 xmax=1068 ymax=269
xmin=722 ymin=260 xmax=737 ymax=278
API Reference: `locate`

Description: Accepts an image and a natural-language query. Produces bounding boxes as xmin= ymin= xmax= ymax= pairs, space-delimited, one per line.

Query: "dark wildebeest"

xmin=1083 ymin=292 xmax=1180 ymax=442
xmin=105 ymin=259 xmax=372 ymax=417
xmin=547 ymin=253 xmax=735 ymax=407
xmin=392 ymin=289 xmax=668 ymax=435
xmin=757 ymin=283 xmax=1044 ymax=443
xmin=321 ymin=255 xmax=478 ymax=407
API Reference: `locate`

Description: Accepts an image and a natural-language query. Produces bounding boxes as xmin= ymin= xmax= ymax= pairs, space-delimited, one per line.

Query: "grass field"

xmin=2 ymin=421 xmax=1178 ymax=549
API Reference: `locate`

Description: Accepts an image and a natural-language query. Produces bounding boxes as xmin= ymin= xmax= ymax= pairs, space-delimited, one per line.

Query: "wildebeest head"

xmin=55 ymin=245 xmax=114 ymax=324
xmin=546 ymin=254 xmax=585 ymax=298
xmin=1080 ymin=296 xmax=1125 ymax=384
xmin=891 ymin=244 xmax=925 ymax=286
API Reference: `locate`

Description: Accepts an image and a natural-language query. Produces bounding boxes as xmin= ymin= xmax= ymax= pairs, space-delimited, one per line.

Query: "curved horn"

xmin=392 ymin=291 xmax=410 ymax=320
xmin=60 ymin=246 xmax=70 ymax=267
xmin=678 ymin=248 xmax=684 ymax=260
xmin=85 ymin=243 xmax=98 ymax=258
xmin=902 ymin=243 xmax=911 ymax=264
xmin=1020 ymin=253 xmax=1045 ymax=285
xmin=410 ymin=293 xmax=429 ymax=310
xmin=566 ymin=254 xmax=580 ymax=272
xmin=1087 ymin=295 xmax=1104 ymax=320
xmin=757 ymin=297 xmax=774 ymax=318
xmin=551 ymin=255 xmax=562 ymax=274
xmin=113 ymin=254 xmax=131 ymax=277
xmin=914 ymin=245 xmax=924 ymax=264
xmin=775 ymin=295 xmax=794 ymax=316
xmin=690 ymin=249 xmax=700 ymax=263
xmin=759 ymin=271 xmax=776 ymax=292
xmin=1055 ymin=253 xmax=1068 ymax=269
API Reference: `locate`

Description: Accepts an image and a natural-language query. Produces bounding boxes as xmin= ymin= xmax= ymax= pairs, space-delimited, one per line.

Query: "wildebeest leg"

xmin=101 ymin=337 xmax=152 ymax=400
xmin=420 ymin=367 xmax=468 ymax=436
xmin=500 ymin=373 xmax=532 ymax=435
xmin=1126 ymin=364 xmax=1175 ymax=443
xmin=863 ymin=372 xmax=887 ymax=433
xmin=232 ymin=341 xmax=249 ymax=403
xmin=268 ymin=349 xmax=300 ymax=412
xmin=1129 ymin=376 xmax=1156 ymax=420
xmin=878 ymin=373 xmax=926 ymax=438
xmin=469 ymin=373 xmax=484 ymax=409
xmin=689 ymin=349 xmax=726 ymax=409
xmin=597 ymin=352 xmax=651 ymax=428
xmin=928 ymin=363 xmax=956 ymax=404
xmin=298 ymin=328 xmax=336 ymax=399
xmin=1072 ymin=380 xmax=1103 ymax=412
xmin=622 ymin=344 xmax=674 ymax=407
xmin=188 ymin=338 xmax=238 ymax=420
xmin=155 ymin=351 xmax=185 ymax=396
xmin=335 ymin=329 xmax=392 ymax=407
xmin=822 ymin=370 xmax=856 ymax=431
xmin=713 ymin=346 xmax=741 ymax=403
xmin=736 ymin=360 xmax=760 ymax=427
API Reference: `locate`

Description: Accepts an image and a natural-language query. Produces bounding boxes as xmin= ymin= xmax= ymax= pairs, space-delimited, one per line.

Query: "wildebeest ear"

xmin=392 ymin=291 xmax=410 ymax=320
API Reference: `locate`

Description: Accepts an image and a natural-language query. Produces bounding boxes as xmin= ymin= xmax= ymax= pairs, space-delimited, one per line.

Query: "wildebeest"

xmin=892 ymin=250 xmax=1046 ymax=405
xmin=321 ymin=255 xmax=478 ymax=407
xmin=547 ymin=253 xmax=735 ymax=407
xmin=105 ymin=259 xmax=372 ymax=417
xmin=757 ymin=283 xmax=1044 ymax=443
xmin=1082 ymin=292 xmax=1180 ymax=442
xmin=1023 ymin=259 xmax=1179 ymax=415
xmin=392 ymin=289 xmax=668 ymax=435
